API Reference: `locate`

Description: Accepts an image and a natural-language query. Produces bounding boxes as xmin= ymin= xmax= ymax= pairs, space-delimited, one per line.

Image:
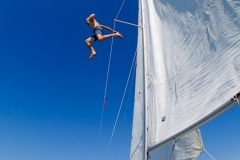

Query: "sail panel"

xmin=149 ymin=129 xmax=203 ymax=160
xmin=143 ymin=0 xmax=240 ymax=148
xmin=130 ymin=1 xmax=145 ymax=160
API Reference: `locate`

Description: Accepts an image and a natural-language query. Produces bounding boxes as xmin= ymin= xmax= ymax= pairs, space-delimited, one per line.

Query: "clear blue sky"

xmin=0 ymin=0 xmax=239 ymax=160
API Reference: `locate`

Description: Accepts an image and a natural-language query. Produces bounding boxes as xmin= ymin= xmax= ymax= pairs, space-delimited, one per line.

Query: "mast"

xmin=140 ymin=0 xmax=148 ymax=159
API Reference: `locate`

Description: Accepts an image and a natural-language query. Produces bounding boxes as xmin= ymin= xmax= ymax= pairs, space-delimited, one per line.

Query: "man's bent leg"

xmin=96 ymin=34 xmax=114 ymax=41
xmin=96 ymin=32 xmax=123 ymax=41
xmin=85 ymin=37 xmax=97 ymax=60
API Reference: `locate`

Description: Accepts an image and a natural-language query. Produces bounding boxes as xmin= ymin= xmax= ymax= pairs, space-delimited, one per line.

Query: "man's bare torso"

xmin=89 ymin=19 xmax=100 ymax=32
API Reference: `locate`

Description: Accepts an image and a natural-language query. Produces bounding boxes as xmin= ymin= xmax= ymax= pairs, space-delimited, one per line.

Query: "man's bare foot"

xmin=115 ymin=32 xmax=123 ymax=39
xmin=89 ymin=52 xmax=97 ymax=60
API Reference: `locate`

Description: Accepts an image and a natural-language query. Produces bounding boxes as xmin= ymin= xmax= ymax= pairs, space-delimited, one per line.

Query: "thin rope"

xmin=105 ymin=22 xmax=116 ymax=98
xmin=103 ymin=0 xmax=126 ymax=101
xmin=168 ymin=142 xmax=176 ymax=160
xmin=115 ymin=19 xmax=142 ymax=28
xmin=203 ymin=148 xmax=216 ymax=160
xmin=96 ymin=0 xmax=128 ymax=159
xmin=106 ymin=48 xmax=137 ymax=156
xmin=115 ymin=0 xmax=127 ymax=19
xmin=95 ymin=20 xmax=116 ymax=160
xmin=114 ymin=50 xmax=137 ymax=160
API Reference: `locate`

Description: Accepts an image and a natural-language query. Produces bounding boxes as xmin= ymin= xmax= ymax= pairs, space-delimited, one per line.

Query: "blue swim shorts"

xmin=91 ymin=26 xmax=103 ymax=41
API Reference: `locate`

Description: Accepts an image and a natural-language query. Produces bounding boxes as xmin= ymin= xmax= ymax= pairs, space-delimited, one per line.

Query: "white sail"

xmin=146 ymin=0 xmax=240 ymax=149
xmin=149 ymin=129 xmax=203 ymax=160
xmin=130 ymin=2 xmax=145 ymax=159
xmin=131 ymin=0 xmax=240 ymax=159
xmin=131 ymin=0 xmax=204 ymax=159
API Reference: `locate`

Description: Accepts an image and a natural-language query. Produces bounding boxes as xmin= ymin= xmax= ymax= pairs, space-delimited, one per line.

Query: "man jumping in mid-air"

xmin=85 ymin=13 xmax=123 ymax=60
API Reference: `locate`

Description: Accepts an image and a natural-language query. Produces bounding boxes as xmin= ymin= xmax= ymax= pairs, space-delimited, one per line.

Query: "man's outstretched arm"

xmin=100 ymin=25 xmax=117 ymax=33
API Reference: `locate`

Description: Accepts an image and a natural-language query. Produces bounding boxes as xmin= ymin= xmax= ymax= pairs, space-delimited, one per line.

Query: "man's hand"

xmin=86 ymin=13 xmax=95 ymax=22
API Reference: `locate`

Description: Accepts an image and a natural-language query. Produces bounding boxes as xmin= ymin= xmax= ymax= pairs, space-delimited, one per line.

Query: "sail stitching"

xmin=205 ymin=20 xmax=216 ymax=40
xmin=174 ymin=65 xmax=178 ymax=103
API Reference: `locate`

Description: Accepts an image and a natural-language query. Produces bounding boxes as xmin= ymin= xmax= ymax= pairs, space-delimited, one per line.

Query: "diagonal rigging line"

xmin=96 ymin=0 xmax=128 ymax=159
xmin=115 ymin=0 xmax=127 ymax=20
xmin=204 ymin=148 xmax=216 ymax=160
xmin=114 ymin=53 xmax=136 ymax=160
xmin=95 ymin=21 xmax=116 ymax=160
xmin=106 ymin=48 xmax=137 ymax=155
